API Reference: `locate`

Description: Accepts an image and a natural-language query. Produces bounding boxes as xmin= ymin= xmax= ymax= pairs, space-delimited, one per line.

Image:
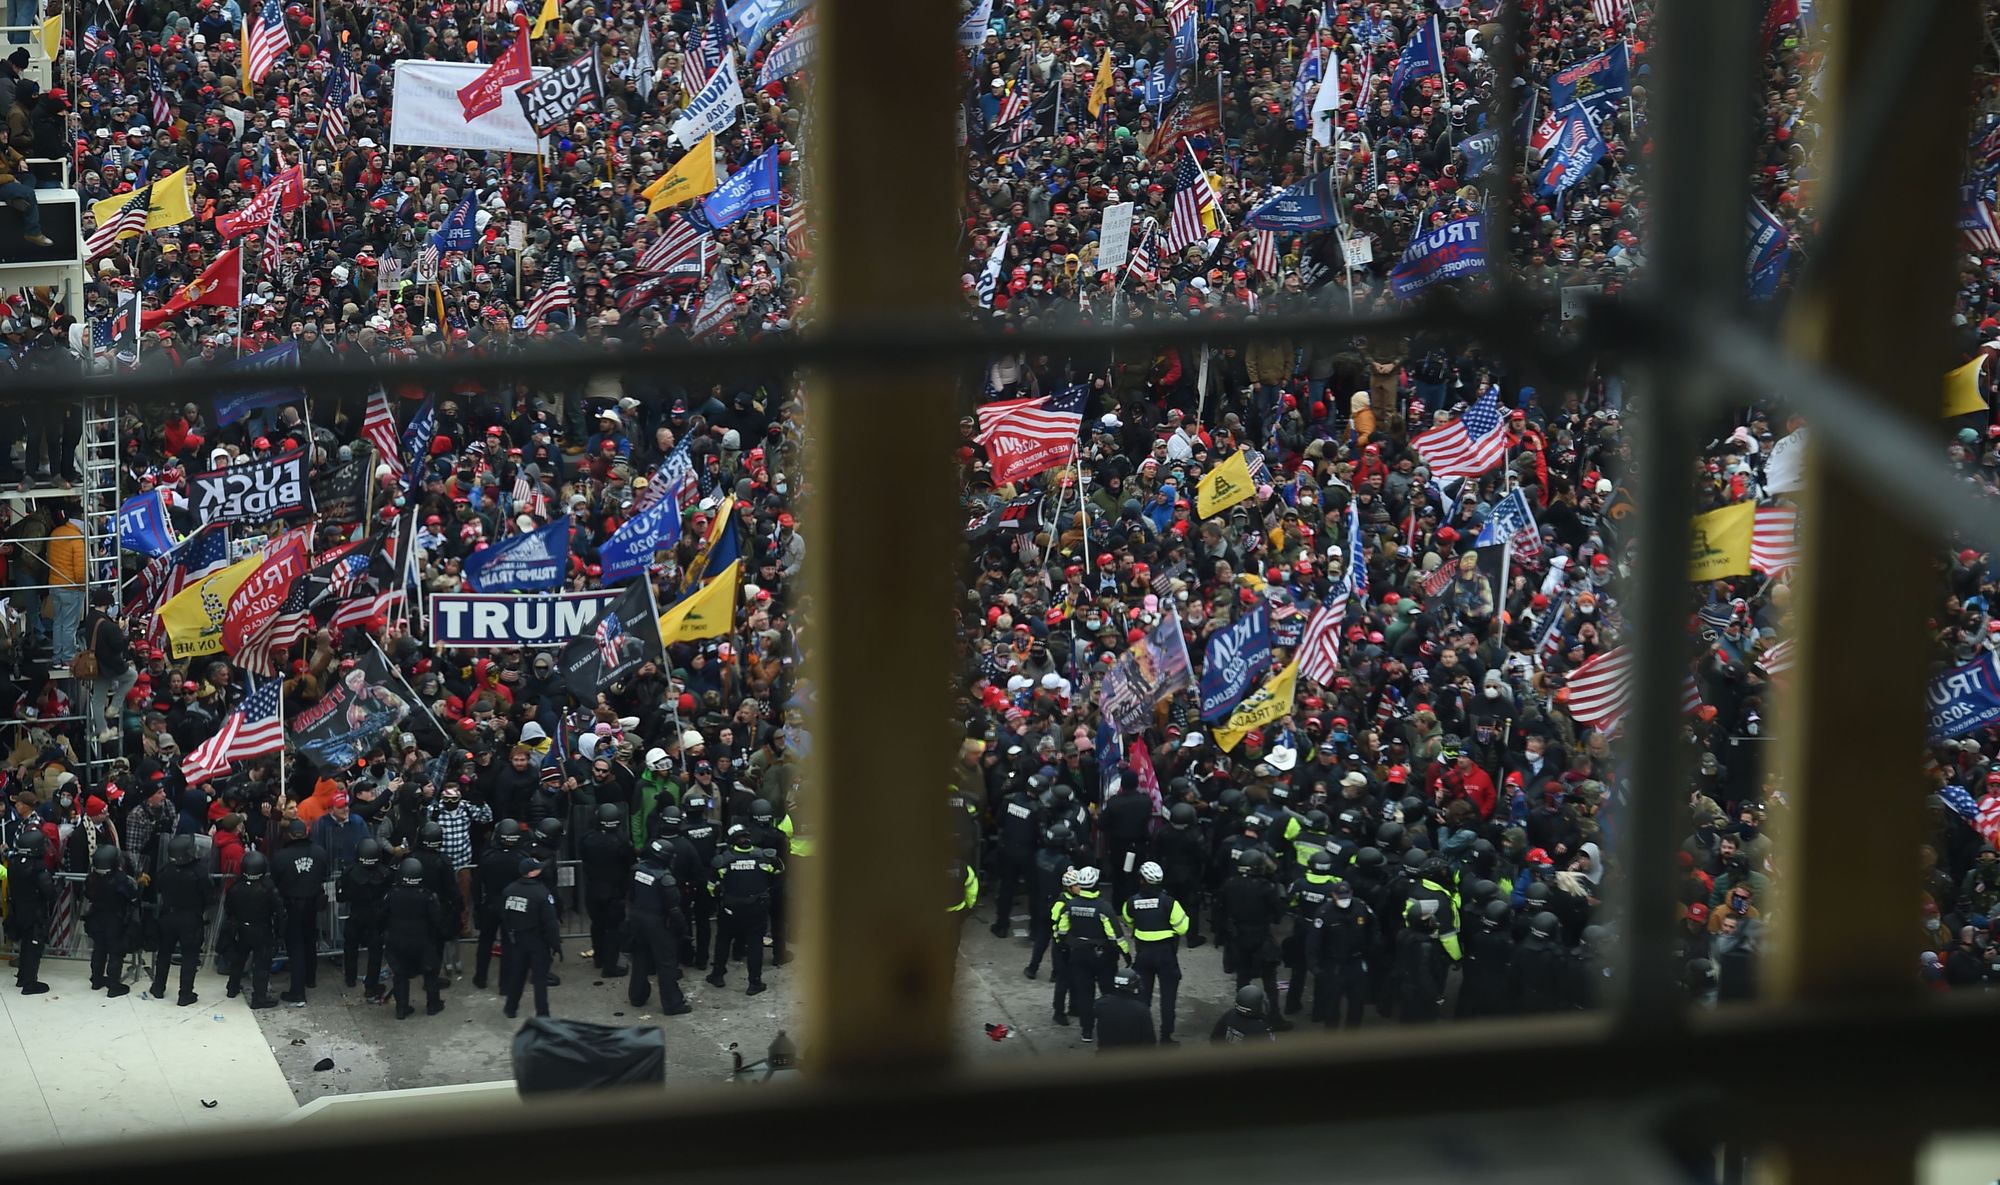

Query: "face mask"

xmin=1738 ymin=824 xmax=1758 ymax=839
xmin=1333 ymin=898 xmax=1352 ymax=910
xmin=1484 ymin=686 xmax=1500 ymax=699
xmin=1927 ymin=917 xmax=1942 ymax=932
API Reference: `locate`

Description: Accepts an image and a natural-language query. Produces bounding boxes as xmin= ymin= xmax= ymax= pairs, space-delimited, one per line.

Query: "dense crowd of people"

xmin=0 ymin=0 xmax=1994 ymax=1051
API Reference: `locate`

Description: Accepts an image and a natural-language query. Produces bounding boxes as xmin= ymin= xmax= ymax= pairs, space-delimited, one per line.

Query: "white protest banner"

xmin=1764 ymin=426 xmax=1807 ymax=494
xmin=429 ymin=590 xmax=622 ymax=648
xmin=1340 ymin=233 xmax=1373 ymax=267
xmin=1097 ymin=201 xmax=1134 ymax=272
xmin=390 ymin=61 xmax=552 ymax=155
xmin=958 ymin=0 xmax=992 ymax=48
xmin=673 ymin=52 xmax=743 ymax=150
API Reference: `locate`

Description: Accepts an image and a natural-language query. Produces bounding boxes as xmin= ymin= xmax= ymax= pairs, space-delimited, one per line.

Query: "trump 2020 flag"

xmin=1388 ymin=15 xmax=1442 ymax=114
xmin=464 ymin=516 xmax=570 ymax=592
xmin=432 ymin=193 xmax=478 ymax=253
xmin=1537 ymin=106 xmax=1607 ymax=197
xmin=118 ymin=490 xmax=177 ymax=557
xmin=698 ymin=145 xmax=780 ymax=230
xmin=1199 ymin=603 xmax=1273 ymax=721
xmin=599 ymin=483 xmax=683 ymax=583
xmin=1747 ymin=197 xmax=1790 ymax=300
xmin=401 ymin=397 xmax=438 ymax=497
xmin=1549 ymin=42 xmax=1630 ymax=125
xmin=1389 ymin=213 xmax=1488 ymax=301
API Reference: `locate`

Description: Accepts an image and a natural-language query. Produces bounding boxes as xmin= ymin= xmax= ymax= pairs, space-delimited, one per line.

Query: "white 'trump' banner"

xmin=391 ymin=61 xmax=553 ymax=154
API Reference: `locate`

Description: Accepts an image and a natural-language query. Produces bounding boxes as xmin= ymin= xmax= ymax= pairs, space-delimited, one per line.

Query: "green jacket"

xmin=632 ymin=771 xmax=681 ymax=848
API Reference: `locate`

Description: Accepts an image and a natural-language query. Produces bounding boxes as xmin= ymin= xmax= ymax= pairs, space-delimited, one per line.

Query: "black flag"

xmin=558 ymin=579 xmax=664 ymax=700
xmin=517 ymin=51 xmax=606 ymax=135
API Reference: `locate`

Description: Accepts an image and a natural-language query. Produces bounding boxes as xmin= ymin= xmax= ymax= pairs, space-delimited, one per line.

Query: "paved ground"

xmin=253 ymin=900 xmax=1255 ymax=1102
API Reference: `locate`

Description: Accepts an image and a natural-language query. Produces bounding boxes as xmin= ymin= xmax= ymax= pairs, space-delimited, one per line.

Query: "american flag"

xmin=144 ymin=525 xmax=232 ymax=643
xmin=1979 ymin=793 xmax=2000 ymax=846
xmin=181 ymin=677 xmax=286 ymax=787
xmin=1162 ymin=139 xmax=1218 ymax=253
xmin=1750 ymin=504 xmax=1799 ymax=575
xmin=974 ymin=384 xmax=1088 ymax=448
xmin=996 ymin=58 xmax=1031 ymax=132
xmin=240 ymin=568 xmax=317 ymax=677
xmin=1295 ymin=595 xmax=1345 ymax=686
xmin=323 ymin=57 xmax=355 ymax=142
xmin=1476 ymin=487 xmax=1543 ymax=567
xmin=1757 ymin=635 xmax=1796 ymax=678
xmin=523 ymin=279 xmax=573 ymax=326
xmin=784 ymin=203 xmax=809 ymax=257
xmin=1411 ymin=388 xmax=1508 ymax=479
xmin=1967 ymin=196 xmax=2000 ymax=254
xmin=90 ymin=316 xmax=114 ymax=358
xmin=1250 ymin=229 xmax=1278 ymax=277
xmin=329 ymin=588 xmax=403 ymax=631
xmin=1124 ymin=220 xmax=1158 ymax=286
xmin=85 ymin=190 xmax=151 ymax=260
xmin=260 ymin=214 xmax=287 ymax=276
xmin=1563 ymin=646 xmax=1705 ymax=733
xmin=1532 ymin=590 xmax=1569 ymax=667
xmin=247 ymin=0 xmax=292 ymax=86
xmin=640 ymin=217 xmax=707 ymax=273
xmin=680 ymin=1 xmax=729 ymax=102
xmin=363 ymin=386 xmax=402 ymax=479
xmin=1941 ymin=784 xmax=1982 ymax=825
xmin=149 ymin=59 xmax=172 ymax=126
xmin=595 ymin=610 xmax=627 ymax=668
xmin=1590 ymin=0 xmax=1630 ymax=25
xmin=1166 ymin=0 xmax=1196 ymax=29
xmin=82 ymin=25 xmax=103 ymax=54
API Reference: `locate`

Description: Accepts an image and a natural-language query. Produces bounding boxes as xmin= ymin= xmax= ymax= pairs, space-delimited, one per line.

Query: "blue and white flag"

xmin=400 ymin=396 xmax=437 ymax=498
xmin=1290 ymin=45 xmax=1323 ymax=131
xmin=1746 ymin=197 xmax=1789 ymax=300
xmin=431 ymin=193 xmax=478 ymax=253
xmin=1387 ymin=15 xmax=1442 ymax=114
xmin=1246 ymin=171 xmax=1341 ymax=231
xmin=757 ymin=14 xmax=815 ymax=86
xmin=117 ymin=490 xmax=178 ymax=558
xmin=464 ymin=516 xmax=570 ymax=592
xmin=1536 ymin=106 xmax=1607 ymax=197
xmin=728 ymin=0 xmax=811 ymax=51
xmin=1459 ymin=128 xmax=1500 ymax=179
xmin=1095 ymin=715 xmax=1124 ymax=797
xmin=1548 ymin=42 xmax=1629 ymax=126
xmin=699 ymin=146 xmax=780 ymax=230
xmin=1389 ymin=213 xmax=1487 ymax=300
xmin=1476 ymin=487 xmax=1539 ymax=548
xmin=1929 ymin=651 xmax=2000 ymax=738
xmin=957 ymin=0 xmax=992 ymax=49
xmin=214 ymin=341 xmax=303 ymax=425
xmin=1199 ymin=604 xmax=1273 ymax=721
xmin=599 ymin=481 xmax=683 ymax=583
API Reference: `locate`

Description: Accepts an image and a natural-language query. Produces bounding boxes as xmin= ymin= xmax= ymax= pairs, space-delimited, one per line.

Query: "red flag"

xmin=272 ymin=164 xmax=308 ymax=212
xmin=458 ymin=19 xmax=533 ymax=121
xmin=223 ymin=532 xmax=309 ymax=658
xmin=1127 ymin=732 xmax=1164 ymax=821
xmin=215 ymin=183 xmax=284 ymax=240
xmin=140 ymin=248 xmax=243 ymax=329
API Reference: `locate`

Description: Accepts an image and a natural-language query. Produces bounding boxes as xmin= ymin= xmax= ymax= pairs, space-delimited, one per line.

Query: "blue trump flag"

xmin=215 ymin=342 xmax=303 ymax=425
xmin=401 ymin=396 xmax=437 ymax=498
xmin=1246 ymin=171 xmax=1341 ymax=231
xmin=1290 ymin=45 xmax=1322 ymax=130
xmin=1387 ymin=15 xmax=1442 ymax=113
xmin=117 ymin=490 xmax=177 ymax=558
xmin=1746 ymin=197 xmax=1789 ymax=301
xmin=727 ymin=0 xmax=808 ymax=51
xmin=1459 ymin=128 xmax=1500 ymax=179
xmin=1536 ymin=106 xmax=1607 ymax=197
xmin=1549 ymin=43 xmax=1629 ymax=126
xmin=465 ymin=516 xmax=570 ymax=592
xmin=432 ymin=193 xmax=478 ymax=254
xmin=599 ymin=482 xmax=683 ymax=583
xmin=1929 ymin=651 xmax=2000 ymax=738
xmin=1199 ymin=604 xmax=1273 ymax=721
xmin=1389 ymin=213 xmax=1487 ymax=300
xmin=1475 ymin=487 xmax=1539 ymax=548
xmin=700 ymin=147 xmax=781 ymax=230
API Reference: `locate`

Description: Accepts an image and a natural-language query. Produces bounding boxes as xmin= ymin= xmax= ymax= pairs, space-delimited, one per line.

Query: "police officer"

xmin=1307 ymin=880 xmax=1375 ymax=1030
xmin=472 ymin=819 xmax=526 ymax=991
xmin=680 ymin=793 xmax=721 ymax=968
xmin=990 ymin=774 xmax=1045 ymax=938
xmin=1098 ymin=780 xmax=1154 ymax=907
xmin=412 ymin=822 xmax=463 ymax=976
xmin=1283 ymin=850 xmax=1342 ymax=1015
xmin=1218 ymin=854 xmax=1290 ymax=1030
xmin=500 ymin=856 xmax=561 ymax=1019
xmin=84 ymin=843 xmax=139 ymax=996
xmin=222 ymin=851 xmax=284 ymax=1008
xmin=1122 ymin=861 xmax=1189 ymax=1045
xmin=1405 ymin=854 xmax=1464 ymax=965
xmin=5 ymin=829 xmax=54 ymax=994
xmin=1210 ymin=984 xmax=1275 ymax=1044
xmin=1093 ymin=966 xmax=1156 ymax=1049
xmin=1457 ymin=898 xmax=1517 ymax=1020
xmin=148 ymin=835 xmax=208 ymax=1006
xmin=579 ymin=803 xmax=635 ymax=977
xmin=1394 ymin=905 xmax=1449 ymax=1024
xmin=1147 ymin=800 xmax=1210 ymax=948
xmin=271 ymin=818 xmax=329 ymax=1003
xmin=742 ymin=799 xmax=790 ymax=966
xmin=707 ymin=823 xmax=781 ymax=996
xmin=1507 ymin=911 xmax=1568 ymax=1014
xmin=385 ymin=858 xmax=448 ymax=1019
xmin=1024 ymin=823 xmax=1074 ymax=980
xmin=341 ymin=838 xmax=393 ymax=1000
xmin=1051 ymin=865 xmax=1125 ymax=1042
xmin=628 ymin=838 xmax=691 ymax=1015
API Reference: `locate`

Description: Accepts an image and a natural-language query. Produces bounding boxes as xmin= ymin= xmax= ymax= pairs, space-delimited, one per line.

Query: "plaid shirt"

xmin=426 ymin=798 xmax=493 ymax=870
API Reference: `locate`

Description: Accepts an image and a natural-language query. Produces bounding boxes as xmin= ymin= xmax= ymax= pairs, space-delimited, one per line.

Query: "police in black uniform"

xmin=5 ymin=829 xmax=54 ymax=994
xmin=679 ymin=794 xmax=722 ymax=968
xmin=1394 ymin=906 xmax=1449 ymax=1024
xmin=1283 ymin=851 xmax=1343 ymax=1014
xmin=1093 ymin=966 xmax=1156 ymax=1049
xmin=706 ymin=824 xmax=781 ymax=995
xmin=1147 ymin=800 xmax=1209 ymax=948
xmin=412 ymin=822 xmax=463 ymax=977
xmin=1052 ymin=865 xmax=1125 ymax=1042
xmin=222 ymin=851 xmax=284 ymax=1008
xmin=742 ymin=799 xmax=789 ymax=965
xmin=1024 ymin=822 xmax=1073 ymax=979
xmin=473 ymin=819 xmax=527 ymax=990
xmin=990 ymin=776 xmax=1045 ymax=938
xmin=579 ymin=803 xmax=635 ymax=976
xmin=500 ymin=856 xmax=561 ymax=1019
xmin=148 ymin=835 xmax=208 ymax=1006
xmin=386 ymin=858 xmax=449 ymax=1018
xmin=1218 ymin=854 xmax=1290 ymax=1030
xmin=627 ymin=838 xmax=691 ymax=1015
xmin=1507 ymin=910 xmax=1568 ymax=1014
xmin=1210 ymin=984 xmax=1275 ymax=1044
xmin=1122 ymin=861 xmax=1189 ymax=1045
xmin=1457 ymin=898 xmax=1517 ymax=1020
xmin=1306 ymin=879 xmax=1374 ymax=1030
xmin=341 ymin=838 xmax=393 ymax=999
xmin=271 ymin=818 xmax=329 ymax=1003
xmin=84 ymin=844 xmax=139 ymax=996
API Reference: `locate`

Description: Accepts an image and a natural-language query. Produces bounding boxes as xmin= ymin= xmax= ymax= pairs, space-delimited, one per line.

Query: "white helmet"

xmin=645 ymin=747 xmax=670 ymax=772
xmin=1074 ymin=866 xmax=1101 ymax=889
xmin=1139 ymin=861 xmax=1164 ymax=885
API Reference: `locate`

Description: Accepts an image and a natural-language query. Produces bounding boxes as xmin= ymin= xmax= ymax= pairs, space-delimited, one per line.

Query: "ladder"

xmin=77 ymin=392 xmax=124 ymax=782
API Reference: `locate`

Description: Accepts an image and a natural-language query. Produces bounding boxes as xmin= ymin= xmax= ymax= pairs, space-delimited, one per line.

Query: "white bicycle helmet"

xmin=1061 ymin=868 xmax=1081 ymax=888
xmin=1139 ymin=861 xmax=1164 ymax=884
xmin=645 ymin=747 xmax=670 ymax=772
xmin=1074 ymin=866 xmax=1101 ymax=889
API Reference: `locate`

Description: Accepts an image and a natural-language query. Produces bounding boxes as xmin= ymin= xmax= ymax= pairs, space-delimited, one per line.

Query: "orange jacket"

xmin=46 ymin=521 xmax=85 ymax=587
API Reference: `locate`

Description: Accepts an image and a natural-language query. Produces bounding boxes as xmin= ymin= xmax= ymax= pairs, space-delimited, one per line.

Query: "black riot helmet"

xmin=169 ymin=835 xmax=199 ymax=864
xmin=357 ymin=838 xmax=385 ymax=865
xmin=645 ymin=838 xmax=673 ymax=863
xmin=399 ymin=858 xmax=425 ymax=886
xmin=1421 ymin=855 xmax=1450 ymax=884
xmin=1483 ymin=899 xmax=1513 ymax=925
xmin=1044 ymin=821 xmax=1073 ymax=848
xmin=1467 ymin=879 xmax=1499 ymax=904
xmin=13 ymin=826 xmax=44 ymax=855
xmin=1305 ymin=809 xmax=1330 ymax=832
xmin=1169 ymin=802 xmax=1196 ymax=828
xmin=1524 ymin=881 xmax=1553 ymax=906
xmin=535 ymin=817 xmax=565 ymax=843
xmin=1530 ymin=911 xmax=1560 ymax=939
xmin=1354 ymin=846 xmax=1386 ymax=871
xmin=1401 ymin=848 xmax=1427 ymax=873
xmin=596 ymin=802 xmax=623 ymax=830
xmin=1337 ymin=809 xmax=1364 ymax=834
xmin=1110 ymin=966 xmax=1139 ymax=993
xmin=750 ymin=798 xmax=774 ymax=823
xmin=241 ymin=851 xmax=270 ymax=880
xmin=1308 ymin=850 xmax=1337 ymax=876
xmin=419 ymin=822 xmax=444 ymax=849
xmin=1235 ymin=984 xmax=1266 ymax=1015
xmin=1216 ymin=787 xmax=1246 ymax=814
xmin=656 ymin=806 xmax=684 ymax=835
xmin=91 ymin=844 xmax=122 ymax=873
xmin=1398 ymin=796 xmax=1428 ymax=823
xmin=1048 ymin=784 xmax=1076 ymax=809
xmin=495 ymin=818 xmax=524 ymax=847
xmin=683 ymin=794 xmax=710 ymax=819
xmin=1375 ymin=822 xmax=1405 ymax=850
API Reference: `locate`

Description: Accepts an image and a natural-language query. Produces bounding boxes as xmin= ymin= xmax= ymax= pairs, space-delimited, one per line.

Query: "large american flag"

xmin=523 ymin=279 xmax=573 ymax=326
xmin=1564 ymin=646 xmax=1704 ymax=733
xmin=323 ymin=56 xmax=355 ymax=142
xmin=329 ymin=588 xmax=403 ymax=631
xmin=974 ymin=384 xmax=1087 ymax=449
xmin=85 ymin=190 xmax=151 ymax=260
xmin=363 ymin=386 xmax=401 ymax=480
xmin=1979 ymin=793 xmax=2000 ymax=846
xmin=143 ymin=526 xmax=232 ymax=643
xmin=1750 ymin=504 xmax=1798 ymax=575
xmin=641 ymin=217 xmax=707 ymax=273
xmin=1590 ymin=0 xmax=1630 ymax=26
xmin=1757 ymin=635 xmax=1796 ymax=678
xmin=680 ymin=1 xmax=730 ymax=103
xmin=1295 ymin=595 xmax=1345 ymax=686
xmin=239 ymin=567 xmax=317 ymax=677
xmin=247 ymin=0 xmax=292 ymax=86
xmin=1532 ymin=590 xmax=1570 ymax=668
xmin=149 ymin=59 xmax=172 ymax=127
xmin=181 ymin=677 xmax=286 ymax=787
xmin=1412 ymin=388 xmax=1508 ymax=479
xmin=1162 ymin=139 xmax=1217 ymax=253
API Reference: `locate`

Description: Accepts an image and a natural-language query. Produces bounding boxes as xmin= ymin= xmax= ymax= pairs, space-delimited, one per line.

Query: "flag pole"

xmin=235 ymin=248 xmax=245 ymax=357
xmin=278 ymin=675 xmax=287 ymax=804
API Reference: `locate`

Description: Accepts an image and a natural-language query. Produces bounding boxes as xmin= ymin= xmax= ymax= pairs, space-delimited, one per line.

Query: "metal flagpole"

xmin=277 ymin=676 xmax=286 ymax=803
xmin=235 ymin=249 xmax=245 ymax=357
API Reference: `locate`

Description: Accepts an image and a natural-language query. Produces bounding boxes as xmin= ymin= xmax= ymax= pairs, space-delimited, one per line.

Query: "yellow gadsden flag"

xmin=93 ymin=168 xmax=195 ymax=239
xmin=532 ymin=0 xmax=560 ymax=37
xmin=1195 ymin=449 xmax=1256 ymax=518
xmin=1687 ymin=502 xmax=1754 ymax=583
xmin=40 ymin=15 xmax=61 ymax=60
xmin=1087 ymin=48 xmax=1115 ymax=118
xmin=160 ymin=554 xmax=262 ymax=660
xmin=643 ymin=136 xmax=718 ymax=213
xmin=1214 ymin=660 xmax=1300 ymax=753
xmin=658 ymin=559 xmax=740 ymax=643
xmin=1943 ymin=356 xmax=1989 ymax=419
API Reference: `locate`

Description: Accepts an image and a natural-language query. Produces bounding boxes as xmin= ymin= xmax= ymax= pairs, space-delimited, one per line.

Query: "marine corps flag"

xmin=141 ymin=247 xmax=244 ymax=330
xmin=1687 ymin=502 xmax=1754 ymax=582
xmin=559 ymin=579 xmax=664 ymax=700
xmin=1195 ymin=449 xmax=1256 ymax=518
